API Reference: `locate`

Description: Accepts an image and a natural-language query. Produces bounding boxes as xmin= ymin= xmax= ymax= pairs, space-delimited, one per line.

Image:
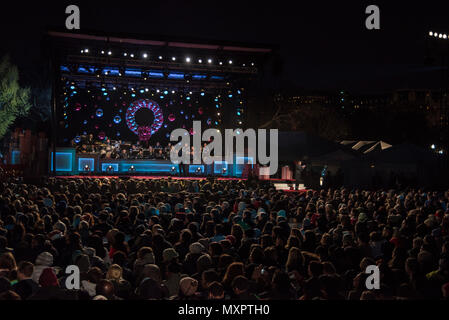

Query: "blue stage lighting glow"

xmin=78 ymin=158 xmax=95 ymax=172
xmin=167 ymin=73 xmax=184 ymax=79
xmin=50 ymin=152 xmax=73 ymax=172
xmin=149 ymin=72 xmax=164 ymax=78
xmin=113 ymin=116 xmax=122 ymax=124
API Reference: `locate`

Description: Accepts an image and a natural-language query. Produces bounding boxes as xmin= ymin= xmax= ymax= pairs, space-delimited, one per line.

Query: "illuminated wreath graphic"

xmin=126 ymin=99 xmax=164 ymax=141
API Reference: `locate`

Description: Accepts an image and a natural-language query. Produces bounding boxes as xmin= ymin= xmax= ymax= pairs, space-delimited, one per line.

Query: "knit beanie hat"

xmin=189 ymin=242 xmax=205 ymax=255
xmin=163 ymin=248 xmax=179 ymax=263
xmin=179 ymin=277 xmax=198 ymax=296
xmin=39 ymin=268 xmax=59 ymax=287
xmin=35 ymin=252 xmax=54 ymax=267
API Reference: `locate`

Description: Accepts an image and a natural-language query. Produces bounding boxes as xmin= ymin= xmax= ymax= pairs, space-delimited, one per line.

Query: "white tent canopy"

xmin=340 ymin=140 xmax=392 ymax=154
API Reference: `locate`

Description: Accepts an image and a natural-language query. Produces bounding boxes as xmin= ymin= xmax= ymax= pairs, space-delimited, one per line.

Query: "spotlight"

xmin=130 ymin=53 xmax=134 ymax=58
xmin=101 ymin=50 xmax=105 ymax=54
xmin=84 ymin=49 xmax=89 ymax=53
xmin=143 ymin=53 xmax=148 ymax=58
xmin=219 ymin=61 xmax=223 ymax=65
xmin=228 ymin=60 xmax=233 ymax=64
xmin=108 ymin=51 xmax=112 ymax=55
xmin=128 ymin=165 xmax=136 ymax=173
xmin=198 ymin=59 xmax=202 ymax=63
xmin=431 ymin=144 xmax=436 ymax=149
xmin=84 ymin=164 xmax=90 ymax=172
xmin=124 ymin=53 xmax=128 ymax=57
xmin=251 ymin=62 xmax=255 ymax=66
xmin=207 ymin=58 xmax=212 ymax=63
xmin=444 ymin=34 xmax=448 ymax=39
xmin=439 ymin=33 xmax=443 ymax=38
xmin=186 ymin=57 xmax=191 ymax=63
xmin=429 ymin=31 xmax=433 ymax=36
xmin=158 ymin=55 xmax=163 ymax=60
xmin=172 ymin=56 xmax=176 ymax=61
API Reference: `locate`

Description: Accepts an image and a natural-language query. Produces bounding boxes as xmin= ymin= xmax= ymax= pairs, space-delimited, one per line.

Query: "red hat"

xmin=39 ymin=268 xmax=59 ymax=287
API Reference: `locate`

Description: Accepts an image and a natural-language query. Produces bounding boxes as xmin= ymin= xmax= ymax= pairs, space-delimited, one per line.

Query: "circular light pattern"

xmin=96 ymin=108 xmax=104 ymax=117
xmin=113 ymin=115 xmax=122 ymax=124
xmin=74 ymin=136 xmax=81 ymax=143
xmin=126 ymin=99 xmax=164 ymax=139
xmin=168 ymin=114 xmax=176 ymax=122
xmin=207 ymin=118 xmax=212 ymax=125
xmin=75 ymin=103 xmax=82 ymax=111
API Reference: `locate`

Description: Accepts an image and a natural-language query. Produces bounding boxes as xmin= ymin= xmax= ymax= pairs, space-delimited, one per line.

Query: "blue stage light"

xmin=113 ymin=116 xmax=122 ymax=124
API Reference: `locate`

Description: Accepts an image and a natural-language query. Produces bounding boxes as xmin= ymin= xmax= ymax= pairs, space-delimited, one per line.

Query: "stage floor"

xmin=54 ymin=175 xmax=296 ymax=182
xmin=54 ymin=175 xmax=243 ymax=181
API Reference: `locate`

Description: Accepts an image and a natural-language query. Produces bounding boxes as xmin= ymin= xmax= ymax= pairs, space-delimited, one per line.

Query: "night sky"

xmin=1 ymin=1 xmax=449 ymax=93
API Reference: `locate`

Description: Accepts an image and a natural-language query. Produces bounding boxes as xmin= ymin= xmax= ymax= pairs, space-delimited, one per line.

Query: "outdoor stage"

xmin=50 ymin=148 xmax=254 ymax=178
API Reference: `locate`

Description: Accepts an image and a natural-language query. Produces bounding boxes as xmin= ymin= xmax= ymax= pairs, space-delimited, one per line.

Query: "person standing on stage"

xmin=179 ymin=143 xmax=190 ymax=177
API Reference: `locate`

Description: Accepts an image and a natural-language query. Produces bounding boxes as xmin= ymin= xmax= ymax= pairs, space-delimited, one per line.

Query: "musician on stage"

xmin=179 ymin=143 xmax=190 ymax=177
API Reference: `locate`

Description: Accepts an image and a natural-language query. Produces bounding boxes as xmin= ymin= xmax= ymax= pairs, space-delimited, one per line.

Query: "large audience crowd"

xmin=0 ymin=168 xmax=448 ymax=300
